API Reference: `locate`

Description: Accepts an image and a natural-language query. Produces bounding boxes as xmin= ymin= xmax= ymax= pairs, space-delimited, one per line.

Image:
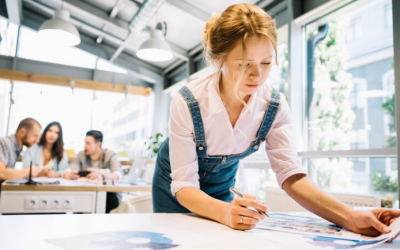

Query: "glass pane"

xmin=96 ymin=58 xmax=127 ymax=74
xmin=307 ymin=157 xmax=398 ymax=207
xmin=103 ymin=93 xmax=155 ymax=158
xmin=306 ymin=0 xmax=395 ymax=151
xmin=0 ymin=79 xmax=11 ymax=136
xmin=7 ymin=82 xmax=154 ymax=158
xmin=267 ymin=42 xmax=288 ymax=98
xmin=0 ymin=16 xmax=18 ymax=57
xmin=236 ymin=165 xmax=278 ymax=201
xmin=18 ymin=27 xmax=97 ymax=69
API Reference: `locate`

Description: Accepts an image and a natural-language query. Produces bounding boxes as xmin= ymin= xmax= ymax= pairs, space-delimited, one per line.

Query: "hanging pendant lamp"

xmin=136 ymin=22 xmax=173 ymax=62
xmin=38 ymin=8 xmax=80 ymax=46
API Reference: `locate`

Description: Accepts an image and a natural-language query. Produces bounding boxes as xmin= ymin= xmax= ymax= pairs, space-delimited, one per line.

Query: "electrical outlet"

xmin=25 ymin=196 xmax=74 ymax=210
xmin=62 ymin=198 xmax=73 ymax=208
xmin=50 ymin=198 xmax=60 ymax=208
xmin=39 ymin=198 xmax=49 ymax=208
xmin=25 ymin=197 xmax=38 ymax=210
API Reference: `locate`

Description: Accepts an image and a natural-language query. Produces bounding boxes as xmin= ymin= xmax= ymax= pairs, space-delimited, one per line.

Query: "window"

xmin=18 ymin=26 xmax=97 ymax=69
xmin=266 ymin=42 xmax=289 ymax=98
xmin=0 ymin=80 xmax=11 ymax=136
xmin=304 ymin=0 xmax=397 ymax=202
xmin=4 ymin=81 xmax=154 ymax=158
xmin=96 ymin=58 xmax=127 ymax=74
xmin=346 ymin=17 xmax=362 ymax=42
xmin=307 ymin=0 xmax=395 ymax=151
xmin=385 ymin=3 xmax=393 ymax=27
xmin=0 ymin=16 xmax=18 ymax=57
xmin=307 ymin=157 xmax=398 ymax=206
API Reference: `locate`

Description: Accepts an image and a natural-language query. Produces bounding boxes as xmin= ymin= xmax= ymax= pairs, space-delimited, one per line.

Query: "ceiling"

xmin=3 ymin=0 xmax=277 ymax=84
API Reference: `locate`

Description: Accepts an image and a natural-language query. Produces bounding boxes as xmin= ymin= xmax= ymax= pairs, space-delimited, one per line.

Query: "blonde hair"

xmin=202 ymin=3 xmax=278 ymax=107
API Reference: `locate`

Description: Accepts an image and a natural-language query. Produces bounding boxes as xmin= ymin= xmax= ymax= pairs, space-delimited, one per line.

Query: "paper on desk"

xmin=46 ymin=225 xmax=216 ymax=250
xmin=255 ymin=213 xmax=400 ymax=250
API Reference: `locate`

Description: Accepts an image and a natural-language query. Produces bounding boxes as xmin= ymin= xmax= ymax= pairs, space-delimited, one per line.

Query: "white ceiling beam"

xmin=27 ymin=0 xmax=129 ymax=40
xmin=21 ymin=9 xmax=162 ymax=83
xmin=96 ymin=0 xmax=123 ymax=44
xmin=165 ymin=0 xmax=210 ymax=22
xmin=24 ymin=0 xmax=189 ymax=65
xmin=6 ymin=0 xmax=23 ymax=25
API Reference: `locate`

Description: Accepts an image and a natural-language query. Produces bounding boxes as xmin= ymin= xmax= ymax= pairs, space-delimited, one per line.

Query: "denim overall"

xmin=152 ymin=86 xmax=280 ymax=213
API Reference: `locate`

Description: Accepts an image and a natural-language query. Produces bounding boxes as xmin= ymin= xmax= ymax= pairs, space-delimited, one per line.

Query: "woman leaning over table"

xmin=151 ymin=3 xmax=400 ymax=235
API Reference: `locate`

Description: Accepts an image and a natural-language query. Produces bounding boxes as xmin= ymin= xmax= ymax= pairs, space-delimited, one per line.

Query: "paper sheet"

xmin=255 ymin=213 xmax=400 ymax=249
xmin=46 ymin=225 xmax=216 ymax=250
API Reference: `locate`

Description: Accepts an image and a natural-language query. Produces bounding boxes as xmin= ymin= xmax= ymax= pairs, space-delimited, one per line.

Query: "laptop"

xmin=122 ymin=157 xmax=147 ymax=184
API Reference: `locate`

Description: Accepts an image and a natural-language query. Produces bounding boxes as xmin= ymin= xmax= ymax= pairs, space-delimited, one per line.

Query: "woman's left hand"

xmin=347 ymin=208 xmax=400 ymax=236
xmin=46 ymin=170 xmax=60 ymax=178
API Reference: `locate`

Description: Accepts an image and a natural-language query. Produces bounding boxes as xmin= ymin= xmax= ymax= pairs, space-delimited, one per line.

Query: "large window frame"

xmin=288 ymin=0 xmax=400 ymax=205
xmin=161 ymin=0 xmax=400 ymax=203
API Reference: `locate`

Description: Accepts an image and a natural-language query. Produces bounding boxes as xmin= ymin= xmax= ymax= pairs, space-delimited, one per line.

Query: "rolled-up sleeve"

xmin=169 ymin=94 xmax=200 ymax=196
xmin=265 ymin=94 xmax=307 ymax=188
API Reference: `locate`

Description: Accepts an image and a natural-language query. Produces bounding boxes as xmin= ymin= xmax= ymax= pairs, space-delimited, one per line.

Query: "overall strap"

xmin=255 ymin=87 xmax=281 ymax=146
xmin=179 ymin=86 xmax=207 ymax=149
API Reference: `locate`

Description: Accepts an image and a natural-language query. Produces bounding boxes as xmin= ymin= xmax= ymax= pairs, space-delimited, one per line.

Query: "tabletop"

xmin=0 ymin=213 xmax=399 ymax=250
xmin=1 ymin=178 xmax=151 ymax=192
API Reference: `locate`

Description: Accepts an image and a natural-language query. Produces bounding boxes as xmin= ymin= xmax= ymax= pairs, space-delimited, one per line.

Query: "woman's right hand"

xmin=223 ymin=193 xmax=268 ymax=230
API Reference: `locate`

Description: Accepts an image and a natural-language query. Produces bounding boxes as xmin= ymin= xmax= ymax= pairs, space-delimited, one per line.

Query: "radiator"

xmin=265 ymin=187 xmax=382 ymax=212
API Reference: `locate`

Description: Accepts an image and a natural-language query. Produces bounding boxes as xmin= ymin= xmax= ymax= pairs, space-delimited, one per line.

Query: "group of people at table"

xmin=0 ymin=118 xmax=122 ymax=212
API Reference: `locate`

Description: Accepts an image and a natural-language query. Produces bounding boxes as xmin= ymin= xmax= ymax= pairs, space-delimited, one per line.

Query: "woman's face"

xmin=221 ymin=35 xmax=274 ymax=96
xmin=45 ymin=125 xmax=60 ymax=144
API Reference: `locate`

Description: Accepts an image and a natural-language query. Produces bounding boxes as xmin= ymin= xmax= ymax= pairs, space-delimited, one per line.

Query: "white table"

xmin=0 ymin=178 xmax=151 ymax=214
xmin=0 ymin=213 xmax=399 ymax=250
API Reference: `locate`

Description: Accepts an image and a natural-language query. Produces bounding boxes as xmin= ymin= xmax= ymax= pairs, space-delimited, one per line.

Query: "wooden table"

xmin=0 ymin=213 xmax=398 ymax=250
xmin=0 ymin=178 xmax=151 ymax=214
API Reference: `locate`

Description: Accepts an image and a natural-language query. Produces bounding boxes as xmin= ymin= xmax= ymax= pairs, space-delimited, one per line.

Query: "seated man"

xmin=0 ymin=118 xmax=41 ymax=182
xmin=63 ymin=130 xmax=122 ymax=213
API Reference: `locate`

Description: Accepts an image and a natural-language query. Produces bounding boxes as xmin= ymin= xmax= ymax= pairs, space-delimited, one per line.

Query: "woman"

xmin=23 ymin=121 xmax=68 ymax=177
xmin=152 ymin=3 xmax=400 ymax=235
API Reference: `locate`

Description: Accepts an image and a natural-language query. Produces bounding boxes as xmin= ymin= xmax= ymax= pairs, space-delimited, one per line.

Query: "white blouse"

xmin=169 ymin=74 xmax=307 ymax=196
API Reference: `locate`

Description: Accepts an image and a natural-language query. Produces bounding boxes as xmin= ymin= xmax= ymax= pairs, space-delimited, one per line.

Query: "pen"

xmin=229 ymin=187 xmax=269 ymax=217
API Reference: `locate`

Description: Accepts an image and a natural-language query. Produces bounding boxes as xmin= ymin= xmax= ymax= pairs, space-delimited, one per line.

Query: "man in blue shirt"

xmin=0 ymin=118 xmax=42 ymax=181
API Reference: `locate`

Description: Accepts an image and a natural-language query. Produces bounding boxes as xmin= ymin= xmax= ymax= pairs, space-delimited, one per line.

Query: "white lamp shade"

xmin=136 ymin=29 xmax=173 ymax=62
xmin=38 ymin=9 xmax=80 ymax=46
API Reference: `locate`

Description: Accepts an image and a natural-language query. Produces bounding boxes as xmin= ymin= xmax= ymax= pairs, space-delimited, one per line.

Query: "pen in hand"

xmin=229 ymin=187 xmax=269 ymax=217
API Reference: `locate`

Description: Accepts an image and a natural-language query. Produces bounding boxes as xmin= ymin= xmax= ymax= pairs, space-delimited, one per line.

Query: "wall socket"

xmin=25 ymin=196 xmax=74 ymax=210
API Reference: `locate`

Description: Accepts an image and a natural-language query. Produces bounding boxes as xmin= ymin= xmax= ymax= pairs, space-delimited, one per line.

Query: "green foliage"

xmin=381 ymin=63 xmax=396 ymax=147
xmin=310 ymin=19 xmax=355 ymax=191
xmin=144 ymin=132 xmax=164 ymax=158
xmin=372 ymin=171 xmax=398 ymax=193
xmin=279 ymin=47 xmax=289 ymax=96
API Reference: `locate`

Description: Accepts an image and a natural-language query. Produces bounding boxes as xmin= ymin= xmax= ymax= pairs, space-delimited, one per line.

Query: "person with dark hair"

xmin=22 ymin=122 xmax=68 ymax=177
xmin=0 ymin=118 xmax=42 ymax=181
xmin=64 ymin=130 xmax=122 ymax=213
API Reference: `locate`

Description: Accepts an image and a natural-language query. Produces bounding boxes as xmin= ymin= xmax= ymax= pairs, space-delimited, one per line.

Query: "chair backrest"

xmin=124 ymin=157 xmax=147 ymax=183
xmin=265 ymin=187 xmax=382 ymax=212
xmin=110 ymin=193 xmax=153 ymax=214
xmin=129 ymin=194 xmax=153 ymax=213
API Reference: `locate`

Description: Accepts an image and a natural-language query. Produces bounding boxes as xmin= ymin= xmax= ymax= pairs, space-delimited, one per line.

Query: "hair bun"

xmin=203 ymin=13 xmax=220 ymax=43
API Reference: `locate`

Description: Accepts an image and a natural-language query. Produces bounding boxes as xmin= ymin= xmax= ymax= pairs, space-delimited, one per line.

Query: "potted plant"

xmin=144 ymin=132 xmax=164 ymax=158
xmin=143 ymin=132 xmax=165 ymax=182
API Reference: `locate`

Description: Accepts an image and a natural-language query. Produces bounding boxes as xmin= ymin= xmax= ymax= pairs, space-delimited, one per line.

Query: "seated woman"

xmin=23 ymin=121 xmax=68 ymax=177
